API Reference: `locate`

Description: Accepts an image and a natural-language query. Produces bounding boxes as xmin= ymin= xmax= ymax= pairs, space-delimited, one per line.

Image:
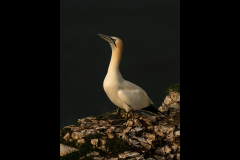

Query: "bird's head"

xmin=98 ymin=34 xmax=123 ymax=51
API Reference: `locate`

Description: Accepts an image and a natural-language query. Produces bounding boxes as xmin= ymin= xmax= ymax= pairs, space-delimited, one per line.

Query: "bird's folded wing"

xmin=118 ymin=89 xmax=150 ymax=110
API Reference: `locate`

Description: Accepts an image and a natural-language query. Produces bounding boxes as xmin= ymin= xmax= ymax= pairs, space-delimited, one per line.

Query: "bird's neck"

xmin=107 ymin=48 xmax=122 ymax=74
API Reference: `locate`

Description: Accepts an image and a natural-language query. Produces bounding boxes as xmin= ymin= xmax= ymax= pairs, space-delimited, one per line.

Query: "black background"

xmin=60 ymin=0 xmax=180 ymax=130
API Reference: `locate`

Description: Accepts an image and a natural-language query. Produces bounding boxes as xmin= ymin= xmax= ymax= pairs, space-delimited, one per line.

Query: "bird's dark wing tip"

xmin=141 ymin=105 xmax=167 ymax=117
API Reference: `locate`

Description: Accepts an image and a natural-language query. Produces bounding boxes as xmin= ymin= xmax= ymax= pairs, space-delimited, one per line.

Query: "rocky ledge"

xmin=60 ymin=90 xmax=180 ymax=160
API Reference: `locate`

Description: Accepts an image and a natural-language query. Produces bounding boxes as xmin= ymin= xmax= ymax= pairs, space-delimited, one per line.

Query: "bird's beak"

xmin=98 ymin=34 xmax=116 ymax=46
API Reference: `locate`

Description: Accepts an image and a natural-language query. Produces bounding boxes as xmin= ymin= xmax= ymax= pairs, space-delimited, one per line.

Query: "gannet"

xmin=98 ymin=34 xmax=167 ymax=124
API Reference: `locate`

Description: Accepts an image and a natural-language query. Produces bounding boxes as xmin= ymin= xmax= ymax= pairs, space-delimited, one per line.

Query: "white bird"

xmin=98 ymin=34 xmax=167 ymax=124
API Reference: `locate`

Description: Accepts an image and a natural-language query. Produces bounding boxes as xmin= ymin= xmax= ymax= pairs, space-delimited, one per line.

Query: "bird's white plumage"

xmin=99 ymin=34 xmax=154 ymax=114
xmin=118 ymin=89 xmax=149 ymax=110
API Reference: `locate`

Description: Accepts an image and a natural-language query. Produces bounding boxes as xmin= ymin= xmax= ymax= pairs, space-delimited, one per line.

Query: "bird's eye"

xmin=111 ymin=38 xmax=116 ymax=42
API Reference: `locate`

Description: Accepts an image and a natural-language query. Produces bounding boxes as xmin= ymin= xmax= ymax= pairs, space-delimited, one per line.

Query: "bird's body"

xmin=98 ymin=34 xmax=166 ymax=123
xmin=104 ymin=72 xmax=153 ymax=113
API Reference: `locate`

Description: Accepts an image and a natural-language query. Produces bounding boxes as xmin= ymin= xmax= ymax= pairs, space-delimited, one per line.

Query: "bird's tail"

xmin=141 ymin=105 xmax=168 ymax=117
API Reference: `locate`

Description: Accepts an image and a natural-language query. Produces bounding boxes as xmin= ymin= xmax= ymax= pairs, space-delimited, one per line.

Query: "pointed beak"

xmin=98 ymin=34 xmax=116 ymax=46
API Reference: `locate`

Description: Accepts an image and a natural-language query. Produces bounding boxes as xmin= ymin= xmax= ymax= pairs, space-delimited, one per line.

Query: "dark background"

xmin=60 ymin=0 xmax=180 ymax=130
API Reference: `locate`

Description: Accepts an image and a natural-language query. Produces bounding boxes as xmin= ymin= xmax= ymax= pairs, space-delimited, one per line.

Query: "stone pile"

xmin=60 ymin=91 xmax=180 ymax=160
xmin=158 ymin=89 xmax=180 ymax=119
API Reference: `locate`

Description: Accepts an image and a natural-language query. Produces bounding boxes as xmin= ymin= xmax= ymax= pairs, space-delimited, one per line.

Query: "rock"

xmin=105 ymin=123 xmax=112 ymax=127
xmin=118 ymin=151 xmax=140 ymax=159
xmin=73 ymin=126 xmax=82 ymax=132
xmin=99 ymin=120 xmax=109 ymax=126
xmin=162 ymin=102 xmax=167 ymax=106
xmin=159 ymin=126 xmax=169 ymax=134
xmin=154 ymin=125 xmax=159 ymax=132
xmin=158 ymin=106 xmax=168 ymax=113
xmin=143 ymin=133 xmax=156 ymax=140
xmin=87 ymin=151 xmax=100 ymax=157
xmin=129 ymin=138 xmax=140 ymax=145
xmin=109 ymin=158 xmax=118 ymax=160
xmin=162 ymin=123 xmax=168 ymax=126
xmin=129 ymin=128 xmax=137 ymax=135
xmin=106 ymin=128 xmax=113 ymax=133
xmin=84 ymin=122 xmax=93 ymax=128
xmin=87 ymin=116 xmax=96 ymax=120
xmin=129 ymin=133 xmax=138 ymax=139
xmin=176 ymin=153 xmax=180 ymax=160
xmin=63 ymin=132 xmax=70 ymax=141
xmin=100 ymin=139 xmax=107 ymax=145
xmin=175 ymin=124 xmax=180 ymax=130
xmin=134 ymin=127 xmax=143 ymax=136
xmin=150 ymin=116 xmax=157 ymax=122
xmin=169 ymin=91 xmax=180 ymax=102
xmin=115 ymin=127 xmax=123 ymax=133
xmin=92 ymin=124 xmax=100 ymax=129
xmin=126 ymin=120 xmax=133 ymax=127
xmin=91 ymin=120 xmax=99 ymax=124
xmin=123 ymin=127 xmax=132 ymax=134
xmin=164 ymin=145 xmax=171 ymax=154
xmin=171 ymin=143 xmax=178 ymax=152
xmin=107 ymin=133 xmax=114 ymax=139
xmin=81 ymin=123 xmax=86 ymax=127
xmin=163 ymin=95 xmax=173 ymax=106
xmin=155 ymin=147 xmax=165 ymax=155
xmin=166 ymin=154 xmax=174 ymax=160
xmin=110 ymin=126 xmax=116 ymax=130
xmin=71 ymin=131 xmax=85 ymax=140
xmin=96 ymin=126 xmax=108 ymax=130
xmin=143 ymin=118 xmax=152 ymax=125
xmin=133 ymin=119 xmax=142 ymax=127
xmin=166 ymin=127 xmax=174 ymax=134
xmin=91 ymin=139 xmax=98 ymax=147
xmin=146 ymin=158 xmax=155 ymax=160
xmin=153 ymin=155 xmax=165 ymax=160
xmin=177 ymin=146 xmax=180 ymax=153
xmin=137 ymin=137 xmax=148 ymax=143
xmin=167 ymin=138 xmax=174 ymax=143
xmin=77 ymin=139 xmax=85 ymax=146
xmin=60 ymin=143 xmax=79 ymax=156
xmin=97 ymin=145 xmax=106 ymax=150
xmin=139 ymin=116 xmax=144 ymax=120
xmin=174 ymin=131 xmax=180 ymax=137
xmin=146 ymin=138 xmax=155 ymax=145
xmin=137 ymin=137 xmax=151 ymax=150
xmin=85 ymin=129 xmax=98 ymax=135
xmin=168 ymin=102 xmax=180 ymax=109
xmin=99 ymin=131 xmax=108 ymax=137
xmin=132 ymin=113 xmax=140 ymax=119
xmin=93 ymin=157 xmax=102 ymax=160
xmin=176 ymin=108 xmax=180 ymax=113
xmin=108 ymin=119 xmax=116 ymax=123
xmin=136 ymin=154 xmax=145 ymax=160
xmin=115 ymin=132 xmax=123 ymax=138
xmin=168 ymin=112 xmax=176 ymax=118
xmin=166 ymin=131 xmax=174 ymax=139
xmin=121 ymin=133 xmax=129 ymax=141
xmin=155 ymin=130 xmax=164 ymax=138
xmin=146 ymin=126 xmax=154 ymax=131
xmin=60 ymin=92 xmax=180 ymax=158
